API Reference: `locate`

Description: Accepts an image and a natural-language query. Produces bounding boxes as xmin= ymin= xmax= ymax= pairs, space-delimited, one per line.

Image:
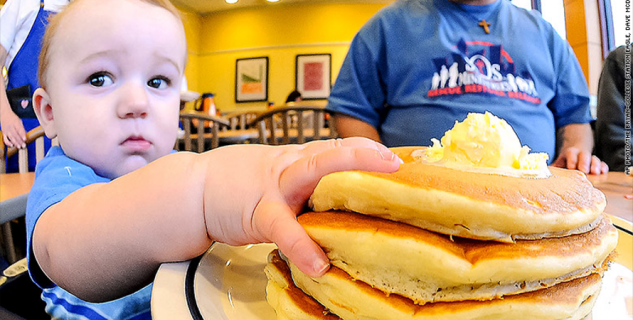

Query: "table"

xmin=586 ymin=171 xmax=632 ymax=222
xmin=0 ymin=172 xmax=35 ymax=203
xmin=187 ymin=128 xmax=332 ymax=146
xmin=151 ymin=171 xmax=633 ymax=320
xmin=218 ymin=129 xmax=259 ymax=144
xmin=0 ymin=172 xmax=35 ymax=263
xmin=178 ymin=129 xmax=259 ymax=148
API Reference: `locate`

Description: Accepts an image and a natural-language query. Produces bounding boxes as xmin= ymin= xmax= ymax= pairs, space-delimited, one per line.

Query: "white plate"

xmin=195 ymin=243 xmax=278 ymax=320
xmin=152 ymin=224 xmax=633 ymax=320
xmin=188 ymin=242 xmax=632 ymax=320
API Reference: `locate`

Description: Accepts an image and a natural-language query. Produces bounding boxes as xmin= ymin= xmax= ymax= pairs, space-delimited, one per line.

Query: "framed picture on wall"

xmin=295 ymin=54 xmax=331 ymax=100
xmin=235 ymin=57 xmax=269 ymax=103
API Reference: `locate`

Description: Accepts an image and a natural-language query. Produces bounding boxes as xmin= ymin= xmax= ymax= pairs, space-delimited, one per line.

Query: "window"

xmin=605 ymin=0 xmax=627 ymax=50
xmin=540 ymin=0 xmax=566 ymax=40
xmin=510 ymin=0 xmax=567 ymax=40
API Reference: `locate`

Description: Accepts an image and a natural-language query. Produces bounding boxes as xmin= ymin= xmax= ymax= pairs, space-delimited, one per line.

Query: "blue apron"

xmin=4 ymin=0 xmax=53 ymax=172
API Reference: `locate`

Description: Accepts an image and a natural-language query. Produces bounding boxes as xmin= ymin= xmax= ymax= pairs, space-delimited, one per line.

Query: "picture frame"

xmin=235 ymin=57 xmax=269 ymax=103
xmin=295 ymin=54 xmax=331 ymax=100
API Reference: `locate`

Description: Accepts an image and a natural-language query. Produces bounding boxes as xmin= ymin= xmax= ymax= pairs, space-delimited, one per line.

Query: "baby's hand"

xmin=198 ymin=138 xmax=401 ymax=277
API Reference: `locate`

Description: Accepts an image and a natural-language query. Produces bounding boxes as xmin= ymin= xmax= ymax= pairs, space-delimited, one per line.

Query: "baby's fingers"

xmin=254 ymin=201 xmax=329 ymax=278
xmin=280 ymin=146 xmax=401 ymax=209
xmin=300 ymin=137 xmax=397 ymax=161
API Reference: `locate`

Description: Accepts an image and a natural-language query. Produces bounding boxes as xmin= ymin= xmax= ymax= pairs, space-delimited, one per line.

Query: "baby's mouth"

xmin=121 ymin=135 xmax=152 ymax=152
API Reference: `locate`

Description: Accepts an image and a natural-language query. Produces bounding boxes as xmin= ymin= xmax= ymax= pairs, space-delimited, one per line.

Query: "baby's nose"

xmin=118 ymin=83 xmax=149 ymax=118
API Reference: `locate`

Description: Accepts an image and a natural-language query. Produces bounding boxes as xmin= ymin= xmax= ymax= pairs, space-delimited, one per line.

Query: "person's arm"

xmin=32 ymin=138 xmax=401 ymax=302
xmin=333 ymin=114 xmax=381 ymax=142
xmin=552 ymin=123 xmax=608 ymax=174
xmin=0 ymin=45 xmax=27 ymax=148
xmin=327 ymin=20 xmax=388 ymax=142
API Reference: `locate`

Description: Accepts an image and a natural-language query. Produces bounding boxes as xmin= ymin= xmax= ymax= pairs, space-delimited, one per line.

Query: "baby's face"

xmin=43 ymin=0 xmax=187 ymax=179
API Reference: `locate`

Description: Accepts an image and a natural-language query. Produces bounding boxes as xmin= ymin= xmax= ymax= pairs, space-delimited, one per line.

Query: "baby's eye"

xmin=88 ymin=72 xmax=113 ymax=87
xmin=148 ymin=76 xmax=170 ymax=89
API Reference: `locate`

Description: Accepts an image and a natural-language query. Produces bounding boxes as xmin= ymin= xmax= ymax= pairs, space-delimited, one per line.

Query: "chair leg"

xmin=1 ymin=223 xmax=16 ymax=264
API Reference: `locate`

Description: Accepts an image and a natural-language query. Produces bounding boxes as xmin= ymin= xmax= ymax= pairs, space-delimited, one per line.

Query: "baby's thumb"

xmin=255 ymin=202 xmax=329 ymax=278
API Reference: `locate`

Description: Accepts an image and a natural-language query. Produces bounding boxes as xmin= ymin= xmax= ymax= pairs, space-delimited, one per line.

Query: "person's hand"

xmin=552 ymin=146 xmax=609 ymax=175
xmin=1 ymin=109 xmax=27 ymax=148
xmin=199 ymin=138 xmax=401 ymax=278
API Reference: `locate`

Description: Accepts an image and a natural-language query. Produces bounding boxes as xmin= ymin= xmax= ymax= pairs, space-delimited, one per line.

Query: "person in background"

xmin=178 ymin=76 xmax=199 ymax=139
xmin=26 ymin=0 xmax=401 ymax=317
xmin=594 ymin=46 xmax=632 ymax=173
xmin=327 ymin=0 xmax=608 ymax=175
xmin=286 ymin=90 xmax=303 ymax=103
xmin=1 ymin=0 xmax=70 ymax=171
xmin=179 ymin=76 xmax=200 ymax=111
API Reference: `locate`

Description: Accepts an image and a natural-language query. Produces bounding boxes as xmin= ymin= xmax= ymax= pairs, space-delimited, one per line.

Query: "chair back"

xmin=249 ymin=105 xmax=338 ymax=145
xmin=223 ymin=110 xmax=262 ymax=131
xmin=178 ymin=111 xmax=230 ymax=152
xmin=0 ymin=126 xmax=46 ymax=174
xmin=0 ymin=126 xmax=46 ymax=266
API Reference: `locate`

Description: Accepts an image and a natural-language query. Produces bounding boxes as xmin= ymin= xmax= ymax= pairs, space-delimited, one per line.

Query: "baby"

xmin=26 ymin=0 xmax=401 ymax=318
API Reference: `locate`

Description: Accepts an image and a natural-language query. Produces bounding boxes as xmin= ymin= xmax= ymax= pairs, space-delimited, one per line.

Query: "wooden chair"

xmin=178 ymin=111 xmax=230 ymax=152
xmin=0 ymin=126 xmax=47 ymax=266
xmin=0 ymin=130 xmax=52 ymax=320
xmin=0 ymin=129 xmax=48 ymax=317
xmin=223 ymin=110 xmax=262 ymax=131
xmin=249 ymin=105 xmax=339 ymax=145
xmin=0 ymin=126 xmax=46 ymax=174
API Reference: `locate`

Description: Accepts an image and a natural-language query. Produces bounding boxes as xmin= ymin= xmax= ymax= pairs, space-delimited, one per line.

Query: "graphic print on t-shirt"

xmin=428 ymin=38 xmax=541 ymax=104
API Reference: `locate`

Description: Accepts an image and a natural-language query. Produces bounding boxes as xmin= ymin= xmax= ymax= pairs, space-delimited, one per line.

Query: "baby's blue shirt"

xmin=26 ymin=146 xmax=151 ymax=320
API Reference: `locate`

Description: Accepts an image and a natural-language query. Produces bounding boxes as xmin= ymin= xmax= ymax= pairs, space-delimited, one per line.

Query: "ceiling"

xmin=170 ymin=0 xmax=392 ymax=15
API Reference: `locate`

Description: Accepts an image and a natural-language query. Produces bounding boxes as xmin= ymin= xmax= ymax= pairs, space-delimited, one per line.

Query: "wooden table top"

xmin=217 ymin=128 xmax=259 ymax=143
xmin=190 ymin=128 xmax=332 ymax=144
xmin=0 ymin=172 xmax=35 ymax=202
xmin=586 ymin=171 xmax=632 ymax=222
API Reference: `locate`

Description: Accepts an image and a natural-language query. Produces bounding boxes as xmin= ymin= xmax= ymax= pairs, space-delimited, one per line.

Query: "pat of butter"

xmin=415 ymin=112 xmax=550 ymax=178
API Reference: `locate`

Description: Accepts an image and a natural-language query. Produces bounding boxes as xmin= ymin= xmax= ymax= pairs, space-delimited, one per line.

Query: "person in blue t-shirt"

xmin=327 ymin=0 xmax=608 ymax=175
xmin=26 ymin=0 xmax=402 ymax=318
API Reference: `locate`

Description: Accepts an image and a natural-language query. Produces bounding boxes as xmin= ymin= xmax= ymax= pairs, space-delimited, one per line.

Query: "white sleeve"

xmin=44 ymin=0 xmax=71 ymax=14
xmin=0 ymin=0 xmax=40 ymax=68
xmin=0 ymin=0 xmax=21 ymax=55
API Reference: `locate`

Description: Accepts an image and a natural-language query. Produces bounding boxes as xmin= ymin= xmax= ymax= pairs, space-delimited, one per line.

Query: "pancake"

xmin=265 ymin=249 xmax=341 ymax=320
xmin=297 ymin=211 xmax=617 ymax=304
xmin=265 ymin=250 xmax=603 ymax=320
xmin=309 ymin=147 xmax=606 ymax=242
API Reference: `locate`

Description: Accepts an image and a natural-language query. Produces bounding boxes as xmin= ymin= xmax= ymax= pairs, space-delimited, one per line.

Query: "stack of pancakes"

xmin=265 ymin=147 xmax=618 ymax=320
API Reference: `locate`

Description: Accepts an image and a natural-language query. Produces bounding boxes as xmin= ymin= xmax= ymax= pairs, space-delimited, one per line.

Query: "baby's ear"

xmin=33 ymin=88 xmax=57 ymax=139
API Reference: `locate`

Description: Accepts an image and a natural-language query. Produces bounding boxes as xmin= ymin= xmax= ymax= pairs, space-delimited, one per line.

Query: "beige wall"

xmin=180 ymin=9 xmax=203 ymax=99
xmin=179 ymin=3 xmax=391 ymax=112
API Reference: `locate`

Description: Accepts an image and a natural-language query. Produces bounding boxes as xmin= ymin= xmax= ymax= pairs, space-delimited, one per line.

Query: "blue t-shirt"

xmin=327 ymin=0 xmax=592 ymax=162
xmin=26 ymin=146 xmax=151 ymax=320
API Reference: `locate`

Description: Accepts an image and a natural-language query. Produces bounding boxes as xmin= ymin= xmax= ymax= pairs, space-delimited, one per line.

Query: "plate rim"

xmin=185 ymin=254 xmax=205 ymax=320
xmin=152 ymin=218 xmax=633 ymax=319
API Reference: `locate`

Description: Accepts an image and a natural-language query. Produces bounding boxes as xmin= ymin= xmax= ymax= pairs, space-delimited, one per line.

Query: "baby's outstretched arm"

xmin=32 ymin=138 xmax=400 ymax=302
xmin=198 ymin=138 xmax=401 ymax=278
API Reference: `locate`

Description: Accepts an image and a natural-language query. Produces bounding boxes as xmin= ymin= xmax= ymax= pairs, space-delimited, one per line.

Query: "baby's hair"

xmin=38 ymin=0 xmax=183 ymax=89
